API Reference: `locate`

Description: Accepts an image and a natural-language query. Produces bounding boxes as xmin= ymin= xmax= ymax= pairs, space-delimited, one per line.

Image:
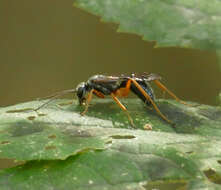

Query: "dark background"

xmin=0 ymin=0 xmax=220 ymax=107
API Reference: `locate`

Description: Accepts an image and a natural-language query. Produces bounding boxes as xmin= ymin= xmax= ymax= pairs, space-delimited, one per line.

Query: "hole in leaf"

xmin=27 ymin=116 xmax=36 ymax=120
xmin=110 ymin=135 xmax=136 ymax=139
xmin=204 ymin=168 xmax=221 ymax=184
xmin=48 ymin=134 xmax=56 ymax=139
xmin=6 ymin=108 xmax=33 ymax=113
xmin=45 ymin=145 xmax=56 ymax=150
xmin=1 ymin=140 xmax=10 ymax=145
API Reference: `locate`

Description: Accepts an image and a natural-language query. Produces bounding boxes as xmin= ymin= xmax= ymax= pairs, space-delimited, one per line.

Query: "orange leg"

xmin=154 ymin=80 xmax=191 ymax=106
xmin=111 ymin=93 xmax=135 ymax=127
xmin=93 ymin=89 xmax=105 ymax=98
xmin=81 ymin=89 xmax=94 ymax=115
xmin=130 ymin=79 xmax=174 ymax=125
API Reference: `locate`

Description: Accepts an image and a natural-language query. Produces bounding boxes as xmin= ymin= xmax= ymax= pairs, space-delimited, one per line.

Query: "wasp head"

xmin=76 ymin=82 xmax=88 ymax=105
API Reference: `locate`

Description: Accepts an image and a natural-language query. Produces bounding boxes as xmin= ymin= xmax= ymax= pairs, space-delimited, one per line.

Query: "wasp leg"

xmin=81 ymin=89 xmax=105 ymax=115
xmin=130 ymin=79 xmax=174 ymax=126
xmin=110 ymin=93 xmax=135 ymax=128
xmin=80 ymin=89 xmax=94 ymax=116
xmin=153 ymin=80 xmax=192 ymax=106
xmin=93 ymin=89 xmax=105 ymax=98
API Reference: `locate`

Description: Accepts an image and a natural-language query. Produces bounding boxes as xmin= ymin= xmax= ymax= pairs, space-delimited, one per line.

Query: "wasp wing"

xmin=89 ymin=73 xmax=161 ymax=88
xmin=90 ymin=75 xmax=124 ymax=84
xmin=117 ymin=73 xmax=162 ymax=82
xmin=142 ymin=73 xmax=162 ymax=81
xmin=88 ymin=75 xmax=126 ymax=94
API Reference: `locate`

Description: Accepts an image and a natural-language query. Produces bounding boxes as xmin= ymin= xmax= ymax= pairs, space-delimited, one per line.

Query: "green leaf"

xmin=0 ymin=129 xmax=220 ymax=189
xmin=0 ymin=100 xmax=112 ymax=161
xmin=74 ymin=0 xmax=221 ymax=50
xmin=0 ymin=99 xmax=221 ymax=189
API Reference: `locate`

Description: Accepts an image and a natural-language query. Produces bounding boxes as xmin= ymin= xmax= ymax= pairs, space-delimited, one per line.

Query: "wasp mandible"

xmin=35 ymin=73 xmax=189 ymax=127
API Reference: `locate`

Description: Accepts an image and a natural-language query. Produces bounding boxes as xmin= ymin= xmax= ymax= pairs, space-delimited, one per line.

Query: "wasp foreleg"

xmin=80 ymin=89 xmax=94 ymax=116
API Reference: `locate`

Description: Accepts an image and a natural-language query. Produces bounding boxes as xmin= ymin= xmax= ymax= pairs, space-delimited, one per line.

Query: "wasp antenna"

xmin=36 ymin=89 xmax=76 ymax=100
xmin=34 ymin=89 xmax=76 ymax=111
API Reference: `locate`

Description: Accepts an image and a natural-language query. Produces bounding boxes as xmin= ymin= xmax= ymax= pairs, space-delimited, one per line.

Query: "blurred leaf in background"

xmin=74 ymin=0 xmax=221 ymax=50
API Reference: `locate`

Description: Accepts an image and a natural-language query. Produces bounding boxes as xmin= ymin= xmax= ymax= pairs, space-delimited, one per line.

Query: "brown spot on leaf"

xmin=110 ymin=135 xmax=136 ymax=139
xmin=105 ymin=140 xmax=112 ymax=144
xmin=185 ymin=151 xmax=194 ymax=154
xmin=48 ymin=134 xmax=56 ymax=139
xmin=204 ymin=168 xmax=221 ymax=184
xmin=45 ymin=145 xmax=56 ymax=150
xmin=6 ymin=108 xmax=33 ymax=113
xmin=37 ymin=113 xmax=47 ymax=116
xmin=143 ymin=180 xmax=187 ymax=190
xmin=27 ymin=116 xmax=36 ymax=120
xmin=1 ymin=141 xmax=10 ymax=145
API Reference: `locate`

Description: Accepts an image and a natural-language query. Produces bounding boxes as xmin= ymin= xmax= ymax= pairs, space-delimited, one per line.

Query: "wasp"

xmin=35 ymin=73 xmax=189 ymax=127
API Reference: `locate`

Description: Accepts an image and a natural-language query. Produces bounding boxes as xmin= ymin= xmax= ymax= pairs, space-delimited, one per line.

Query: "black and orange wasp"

xmin=35 ymin=73 xmax=189 ymax=127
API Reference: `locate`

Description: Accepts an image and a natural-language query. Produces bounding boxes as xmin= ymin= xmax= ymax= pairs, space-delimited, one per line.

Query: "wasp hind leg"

xmin=110 ymin=93 xmax=135 ymax=128
xmin=154 ymin=80 xmax=192 ymax=106
xmin=129 ymin=79 xmax=175 ymax=127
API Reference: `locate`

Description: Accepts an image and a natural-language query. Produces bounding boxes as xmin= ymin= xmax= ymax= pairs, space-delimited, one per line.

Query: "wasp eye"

xmin=77 ymin=87 xmax=83 ymax=98
xmin=76 ymin=82 xmax=87 ymax=105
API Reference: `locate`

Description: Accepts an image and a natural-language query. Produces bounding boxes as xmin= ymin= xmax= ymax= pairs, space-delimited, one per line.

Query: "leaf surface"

xmin=0 ymin=99 xmax=221 ymax=189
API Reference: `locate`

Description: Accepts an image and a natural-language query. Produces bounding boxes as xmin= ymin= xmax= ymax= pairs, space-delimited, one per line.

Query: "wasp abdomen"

xmin=130 ymin=81 xmax=155 ymax=106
